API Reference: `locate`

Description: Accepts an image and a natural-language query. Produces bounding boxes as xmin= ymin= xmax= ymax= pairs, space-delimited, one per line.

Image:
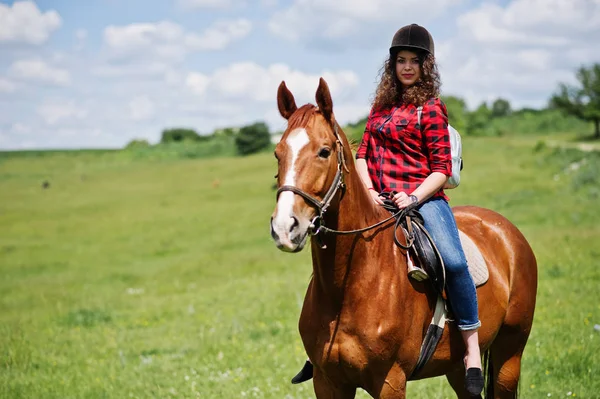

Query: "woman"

xmin=291 ymin=24 xmax=484 ymax=396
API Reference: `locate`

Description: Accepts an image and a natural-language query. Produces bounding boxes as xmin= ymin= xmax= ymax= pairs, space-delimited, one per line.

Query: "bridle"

xmin=275 ymin=123 xmax=417 ymax=250
xmin=276 ymin=123 xmax=347 ymax=238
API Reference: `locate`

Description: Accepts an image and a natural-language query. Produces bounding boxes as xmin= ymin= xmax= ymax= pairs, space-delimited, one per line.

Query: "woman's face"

xmin=395 ymin=50 xmax=421 ymax=87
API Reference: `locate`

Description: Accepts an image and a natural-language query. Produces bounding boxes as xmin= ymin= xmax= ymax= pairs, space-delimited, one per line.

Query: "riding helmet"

xmin=389 ymin=24 xmax=435 ymax=56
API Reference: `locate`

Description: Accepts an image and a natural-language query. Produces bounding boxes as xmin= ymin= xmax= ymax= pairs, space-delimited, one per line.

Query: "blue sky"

xmin=0 ymin=0 xmax=598 ymax=150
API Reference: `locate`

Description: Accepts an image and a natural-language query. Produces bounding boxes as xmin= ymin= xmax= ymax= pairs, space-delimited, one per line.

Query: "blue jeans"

xmin=417 ymin=197 xmax=481 ymax=331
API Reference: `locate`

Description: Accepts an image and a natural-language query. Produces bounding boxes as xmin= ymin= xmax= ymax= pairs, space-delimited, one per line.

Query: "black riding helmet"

xmin=389 ymin=24 xmax=435 ymax=56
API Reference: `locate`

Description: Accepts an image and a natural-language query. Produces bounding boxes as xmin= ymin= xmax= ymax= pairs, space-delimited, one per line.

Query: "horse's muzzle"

xmin=270 ymin=215 xmax=309 ymax=252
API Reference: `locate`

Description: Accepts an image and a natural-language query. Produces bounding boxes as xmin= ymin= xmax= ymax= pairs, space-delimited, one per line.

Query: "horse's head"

xmin=270 ymin=78 xmax=345 ymax=252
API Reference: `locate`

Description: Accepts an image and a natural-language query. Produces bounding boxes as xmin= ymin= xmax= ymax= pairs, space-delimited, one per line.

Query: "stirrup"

xmin=291 ymin=360 xmax=313 ymax=384
xmin=407 ymin=251 xmax=429 ymax=281
xmin=408 ymin=265 xmax=429 ymax=281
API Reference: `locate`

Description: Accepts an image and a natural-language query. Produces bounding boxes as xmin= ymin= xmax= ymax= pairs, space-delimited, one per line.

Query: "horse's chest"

xmin=305 ymin=318 xmax=399 ymax=374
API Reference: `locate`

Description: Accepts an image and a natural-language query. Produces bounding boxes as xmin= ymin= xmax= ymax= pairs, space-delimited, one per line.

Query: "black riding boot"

xmin=465 ymin=367 xmax=484 ymax=396
xmin=291 ymin=360 xmax=313 ymax=384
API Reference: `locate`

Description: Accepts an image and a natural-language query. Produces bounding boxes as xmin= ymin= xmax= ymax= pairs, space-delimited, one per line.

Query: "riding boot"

xmin=291 ymin=360 xmax=313 ymax=384
xmin=465 ymin=367 xmax=484 ymax=396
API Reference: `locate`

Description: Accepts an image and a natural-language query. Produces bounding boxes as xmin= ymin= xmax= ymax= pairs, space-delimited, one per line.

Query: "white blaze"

xmin=273 ymin=128 xmax=309 ymax=235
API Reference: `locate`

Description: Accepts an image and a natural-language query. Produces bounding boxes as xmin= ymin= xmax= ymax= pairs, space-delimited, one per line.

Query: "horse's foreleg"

xmin=376 ymin=379 xmax=407 ymax=399
xmin=364 ymin=364 xmax=407 ymax=399
xmin=313 ymin=369 xmax=357 ymax=399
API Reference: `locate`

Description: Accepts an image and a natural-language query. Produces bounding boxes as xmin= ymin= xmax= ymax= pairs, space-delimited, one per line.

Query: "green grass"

xmin=1 ymin=134 xmax=599 ymax=398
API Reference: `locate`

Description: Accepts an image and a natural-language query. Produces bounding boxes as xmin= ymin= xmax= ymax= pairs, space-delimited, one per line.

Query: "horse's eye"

xmin=274 ymin=173 xmax=279 ymax=179
xmin=318 ymin=148 xmax=331 ymax=159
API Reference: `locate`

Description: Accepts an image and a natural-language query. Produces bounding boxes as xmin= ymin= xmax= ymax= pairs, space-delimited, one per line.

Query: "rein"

xmin=276 ymin=123 xmax=417 ymax=249
xmin=321 ymin=201 xmax=417 ymax=250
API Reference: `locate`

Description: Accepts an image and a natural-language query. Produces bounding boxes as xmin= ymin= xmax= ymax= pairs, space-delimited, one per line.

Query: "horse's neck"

xmin=311 ymin=160 xmax=402 ymax=306
xmin=333 ymin=159 xmax=387 ymax=230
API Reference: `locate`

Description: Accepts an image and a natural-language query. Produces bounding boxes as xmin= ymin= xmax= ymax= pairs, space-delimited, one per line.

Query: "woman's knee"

xmin=444 ymin=259 xmax=469 ymax=277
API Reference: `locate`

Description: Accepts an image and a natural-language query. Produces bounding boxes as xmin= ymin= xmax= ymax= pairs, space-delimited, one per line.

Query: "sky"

xmin=0 ymin=0 xmax=599 ymax=150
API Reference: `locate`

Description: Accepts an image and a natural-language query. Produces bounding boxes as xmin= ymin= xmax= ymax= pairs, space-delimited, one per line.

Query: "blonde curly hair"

xmin=372 ymin=50 xmax=441 ymax=110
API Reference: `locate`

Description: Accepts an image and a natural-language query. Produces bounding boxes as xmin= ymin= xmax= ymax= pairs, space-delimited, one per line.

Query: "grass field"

xmin=1 ymin=134 xmax=599 ymax=398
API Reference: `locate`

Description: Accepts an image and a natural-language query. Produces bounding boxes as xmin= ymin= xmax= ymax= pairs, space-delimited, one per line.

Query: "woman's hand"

xmin=393 ymin=191 xmax=418 ymax=209
xmin=369 ymin=189 xmax=384 ymax=205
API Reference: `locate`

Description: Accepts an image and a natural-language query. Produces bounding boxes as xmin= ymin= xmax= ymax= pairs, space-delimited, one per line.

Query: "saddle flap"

xmin=409 ymin=220 xmax=446 ymax=295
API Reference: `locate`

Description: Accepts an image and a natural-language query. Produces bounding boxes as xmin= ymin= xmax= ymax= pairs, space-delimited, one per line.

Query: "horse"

xmin=269 ymin=78 xmax=537 ymax=399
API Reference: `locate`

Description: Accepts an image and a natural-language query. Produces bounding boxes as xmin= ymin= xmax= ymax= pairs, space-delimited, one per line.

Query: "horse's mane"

xmin=286 ymin=103 xmax=359 ymax=152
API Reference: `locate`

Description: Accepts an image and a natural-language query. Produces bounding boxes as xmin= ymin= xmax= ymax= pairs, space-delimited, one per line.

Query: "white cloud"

xmin=438 ymin=0 xmax=600 ymax=109
xmin=187 ymin=62 xmax=360 ymax=103
xmin=456 ymin=0 xmax=600 ymax=47
xmin=37 ymin=100 xmax=88 ymax=125
xmin=129 ymin=96 xmax=155 ymax=121
xmin=75 ymin=29 xmax=88 ymax=40
xmin=268 ymin=0 xmax=460 ymax=45
xmin=2 ymin=60 xmax=366 ymax=150
xmin=0 ymin=123 xmax=37 ymax=149
xmin=9 ymin=59 xmax=71 ymax=86
xmin=185 ymin=19 xmax=252 ymax=51
xmin=0 ymin=78 xmax=16 ymax=93
xmin=103 ymin=18 xmax=252 ymax=63
xmin=186 ymin=72 xmax=210 ymax=95
xmin=177 ymin=0 xmax=244 ymax=8
xmin=74 ymin=28 xmax=88 ymax=50
xmin=0 ymin=1 xmax=62 ymax=45
xmin=10 ymin=122 xmax=31 ymax=134
xmin=92 ymin=62 xmax=171 ymax=78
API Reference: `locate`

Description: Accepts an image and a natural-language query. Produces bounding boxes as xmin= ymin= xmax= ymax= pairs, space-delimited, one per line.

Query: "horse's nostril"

xmin=270 ymin=220 xmax=279 ymax=240
xmin=290 ymin=216 xmax=299 ymax=232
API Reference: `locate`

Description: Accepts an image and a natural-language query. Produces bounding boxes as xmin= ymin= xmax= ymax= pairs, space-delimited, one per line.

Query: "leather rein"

xmin=275 ymin=123 xmax=416 ymax=249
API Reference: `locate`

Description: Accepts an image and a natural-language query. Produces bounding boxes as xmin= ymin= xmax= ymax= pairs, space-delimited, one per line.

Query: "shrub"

xmin=124 ymin=139 xmax=151 ymax=149
xmin=160 ymin=128 xmax=203 ymax=143
xmin=235 ymin=122 xmax=271 ymax=156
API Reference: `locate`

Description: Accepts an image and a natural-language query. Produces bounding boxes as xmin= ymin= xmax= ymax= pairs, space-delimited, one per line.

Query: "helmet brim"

xmin=389 ymin=44 xmax=431 ymax=55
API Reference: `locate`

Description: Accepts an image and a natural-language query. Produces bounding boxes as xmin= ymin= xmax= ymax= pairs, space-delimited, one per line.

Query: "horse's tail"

xmin=482 ymin=350 xmax=494 ymax=398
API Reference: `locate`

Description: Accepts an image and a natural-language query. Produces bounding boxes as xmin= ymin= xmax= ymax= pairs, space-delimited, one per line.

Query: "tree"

xmin=441 ymin=95 xmax=468 ymax=133
xmin=235 ymin=122 xmax=271 ymax=155
xmin=214 ymin=127 xmax=237 ymax=138
xmin=466 ymin=102 xmax=494 ymax=136
xmin=551 ymin=63 xmax=600 ymax=139
xmin=491 ymin=98 xmax=511 ymax=118
xmin=160 ymin=128 xmax=203 ymax=143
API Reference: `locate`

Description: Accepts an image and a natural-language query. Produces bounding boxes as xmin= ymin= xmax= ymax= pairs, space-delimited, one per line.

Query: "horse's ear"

xmin=315 ymin=77 xmax=333 ymax=122
xmin=277 ymin=81 xmax=297 ymax=120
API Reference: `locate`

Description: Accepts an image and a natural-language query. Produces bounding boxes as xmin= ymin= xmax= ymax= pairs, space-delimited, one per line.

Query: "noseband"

xmin=276 ymin=124 xmax=346 ymax=237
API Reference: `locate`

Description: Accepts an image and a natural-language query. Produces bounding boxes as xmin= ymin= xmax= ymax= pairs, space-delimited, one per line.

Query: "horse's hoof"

xmin=291 ymin=360 xmax=313 ymax=384
xmin=465 ymin=367 xmax=484 ymax=396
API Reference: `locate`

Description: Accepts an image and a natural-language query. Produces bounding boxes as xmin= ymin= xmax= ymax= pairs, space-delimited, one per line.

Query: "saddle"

xmin=380 ymin=194 xmax=446 ymax=296
xmin=403 ymin=213 xmax=446 ymax=296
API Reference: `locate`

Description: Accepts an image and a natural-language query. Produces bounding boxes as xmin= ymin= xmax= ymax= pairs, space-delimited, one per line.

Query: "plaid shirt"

xmin=355 ymin=98 xmax=452 ymax=201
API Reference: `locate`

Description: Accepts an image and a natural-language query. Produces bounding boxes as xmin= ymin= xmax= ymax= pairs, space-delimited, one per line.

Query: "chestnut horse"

xmin=270 ymin=78 xmax=537 ymax=399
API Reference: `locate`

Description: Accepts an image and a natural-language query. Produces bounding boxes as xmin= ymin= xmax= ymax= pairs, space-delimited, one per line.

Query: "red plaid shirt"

xmin=355 ymin=98 xmax=452 ymax=201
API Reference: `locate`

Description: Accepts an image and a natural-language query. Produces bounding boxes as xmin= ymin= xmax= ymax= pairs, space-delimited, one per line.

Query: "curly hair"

xmin=372 ymin=50 xmax=441 ymax=110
